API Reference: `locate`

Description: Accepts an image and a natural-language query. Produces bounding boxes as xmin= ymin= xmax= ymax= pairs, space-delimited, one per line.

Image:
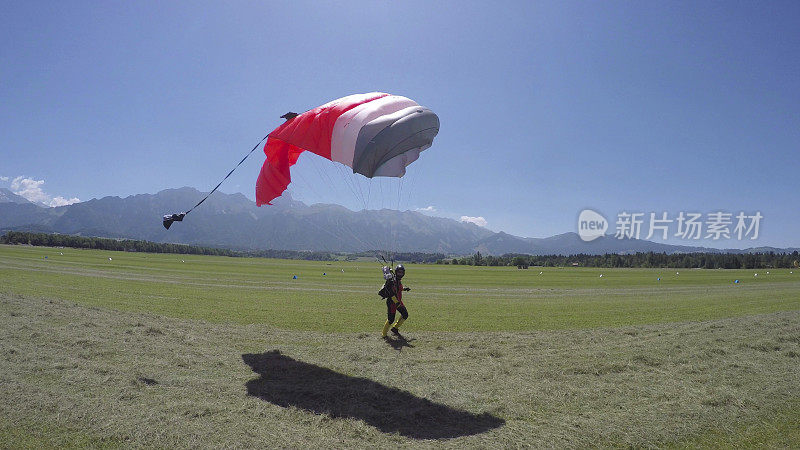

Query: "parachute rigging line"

xmin=162 ymin=133 xmax=269 ymax=229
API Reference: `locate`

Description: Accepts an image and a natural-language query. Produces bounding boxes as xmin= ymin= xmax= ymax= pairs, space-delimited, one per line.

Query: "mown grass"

xmin=1 ymin=293 xmax=798 ymax=448
xmin=2 ymin=244 xmax=799 ymax=332
xmin=1 ymin=244 xmax=799 ymax=447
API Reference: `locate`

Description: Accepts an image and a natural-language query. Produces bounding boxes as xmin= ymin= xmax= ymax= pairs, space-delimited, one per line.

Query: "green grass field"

xmin=1 ymin=244 xmax=799 ymax=448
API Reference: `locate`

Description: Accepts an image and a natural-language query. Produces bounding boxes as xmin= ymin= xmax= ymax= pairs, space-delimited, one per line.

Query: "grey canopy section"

xmin=351 ymin=107 xmax=440 ymax=178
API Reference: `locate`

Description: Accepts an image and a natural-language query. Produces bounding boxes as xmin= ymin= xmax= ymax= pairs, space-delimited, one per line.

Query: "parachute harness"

xmin=163 ymin=133 xmax=269 ymax=229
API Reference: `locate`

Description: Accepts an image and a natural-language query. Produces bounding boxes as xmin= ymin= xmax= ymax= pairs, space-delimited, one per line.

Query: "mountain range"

xmin=1 ymin=187 xmax=797 ymax=255
xmin=0 ymin=188 xmax=36 ymax=206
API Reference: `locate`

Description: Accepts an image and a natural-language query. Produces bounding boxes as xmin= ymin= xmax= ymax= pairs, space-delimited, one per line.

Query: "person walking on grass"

xmin=379 ymin=264 xmax=411 ymax=338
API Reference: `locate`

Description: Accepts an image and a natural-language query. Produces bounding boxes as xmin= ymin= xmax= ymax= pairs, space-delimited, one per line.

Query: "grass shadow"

xmin=242 ymin=350 xmax=504 ymax=439
xmin=384 ymin=334 xmax=415 ymax=351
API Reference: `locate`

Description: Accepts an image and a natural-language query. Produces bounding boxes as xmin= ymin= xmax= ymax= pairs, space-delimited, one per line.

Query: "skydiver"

xmin=379 ymin=265 xmax=411 ymax=338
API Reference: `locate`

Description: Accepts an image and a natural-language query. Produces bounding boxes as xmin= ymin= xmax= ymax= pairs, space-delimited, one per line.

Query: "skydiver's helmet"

xmin=382 ymin=266 xmax=393 ymax=280
xmin=394 ymin=264 xmax=405 ymax=280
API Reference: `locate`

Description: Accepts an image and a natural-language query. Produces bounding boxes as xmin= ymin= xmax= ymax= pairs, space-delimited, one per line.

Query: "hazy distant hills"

xmin=0 ymin=188 xmax=35 ymax=205
xmin=1 ymin=187 xmax=797 ymax=255
xmin=0 ymin=187 xmax=493 ymax=253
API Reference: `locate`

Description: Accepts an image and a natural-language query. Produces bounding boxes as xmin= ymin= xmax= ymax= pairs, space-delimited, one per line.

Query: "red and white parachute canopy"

xmin=255 ymin=93 xmax=439 ymax=206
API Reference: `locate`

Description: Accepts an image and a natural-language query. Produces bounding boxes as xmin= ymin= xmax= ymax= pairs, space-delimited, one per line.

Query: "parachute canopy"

xmin=255 ymin=93 xmax=439 ymax=206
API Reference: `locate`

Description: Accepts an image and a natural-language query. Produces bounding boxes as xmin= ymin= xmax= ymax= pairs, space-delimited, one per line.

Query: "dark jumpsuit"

xmin=383 ymin=278 xmax=408 ymax=323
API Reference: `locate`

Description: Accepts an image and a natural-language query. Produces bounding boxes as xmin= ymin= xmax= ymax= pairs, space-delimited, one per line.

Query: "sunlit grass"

xmin=2 ymin=244 xmax=798 ymax=332
xmin=1 ymin=244 xmax=798 ymax=447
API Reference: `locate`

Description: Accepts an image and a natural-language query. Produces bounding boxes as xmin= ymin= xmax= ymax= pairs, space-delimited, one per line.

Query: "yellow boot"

xmin=381 ymin=320 xmax=392 ymax=337
xmin=390 ymin=317 xmax=405 ymax=335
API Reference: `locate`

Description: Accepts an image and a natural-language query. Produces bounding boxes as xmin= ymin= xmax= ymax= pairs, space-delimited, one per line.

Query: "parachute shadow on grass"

xmin=242 ymin=350 xmax=504 ymax=439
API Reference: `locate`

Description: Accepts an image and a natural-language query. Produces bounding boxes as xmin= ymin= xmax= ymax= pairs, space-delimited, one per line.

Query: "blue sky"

xmin=2 ymin=1 xmax=798 ymax=248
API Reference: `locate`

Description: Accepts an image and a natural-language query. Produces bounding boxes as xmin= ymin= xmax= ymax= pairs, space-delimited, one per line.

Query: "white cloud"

xmin=10 ymin=176 xmax=81 ymax=207
xmin=0 ymin=176 xmax=8 ymax=182
xmin=415 ymin=205 xmax=436 ymax=213
xmin=49 ymin=196 xmax=82 ymax=207
xmin=10 ymin=177 xmax=48 ymax=203
xmin=460 ymin=215 xmax=488 ymax=227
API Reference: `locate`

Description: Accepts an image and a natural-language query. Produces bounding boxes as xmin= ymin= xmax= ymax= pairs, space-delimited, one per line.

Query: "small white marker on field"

xmin=599 ymin=274 xmax=603 ymax=278
xmin=108 ymin=257 xmax=112 ymax=261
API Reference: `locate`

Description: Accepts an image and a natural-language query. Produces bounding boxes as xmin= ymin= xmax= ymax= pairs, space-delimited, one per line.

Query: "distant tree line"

xmin=1 ymin=231 xmax=238 ymax=256
xmin=350 ymin=250 xmax=446 ymax=264
xmin=4 ymin=231 xmax=798 ymax=268
xmin=240 ymin=249 xmax=335 ymax=261
xmin=0 ymin=231 xmax=334 ymax=261
xmin=438 ymin=251 xmax=800 ymax=269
